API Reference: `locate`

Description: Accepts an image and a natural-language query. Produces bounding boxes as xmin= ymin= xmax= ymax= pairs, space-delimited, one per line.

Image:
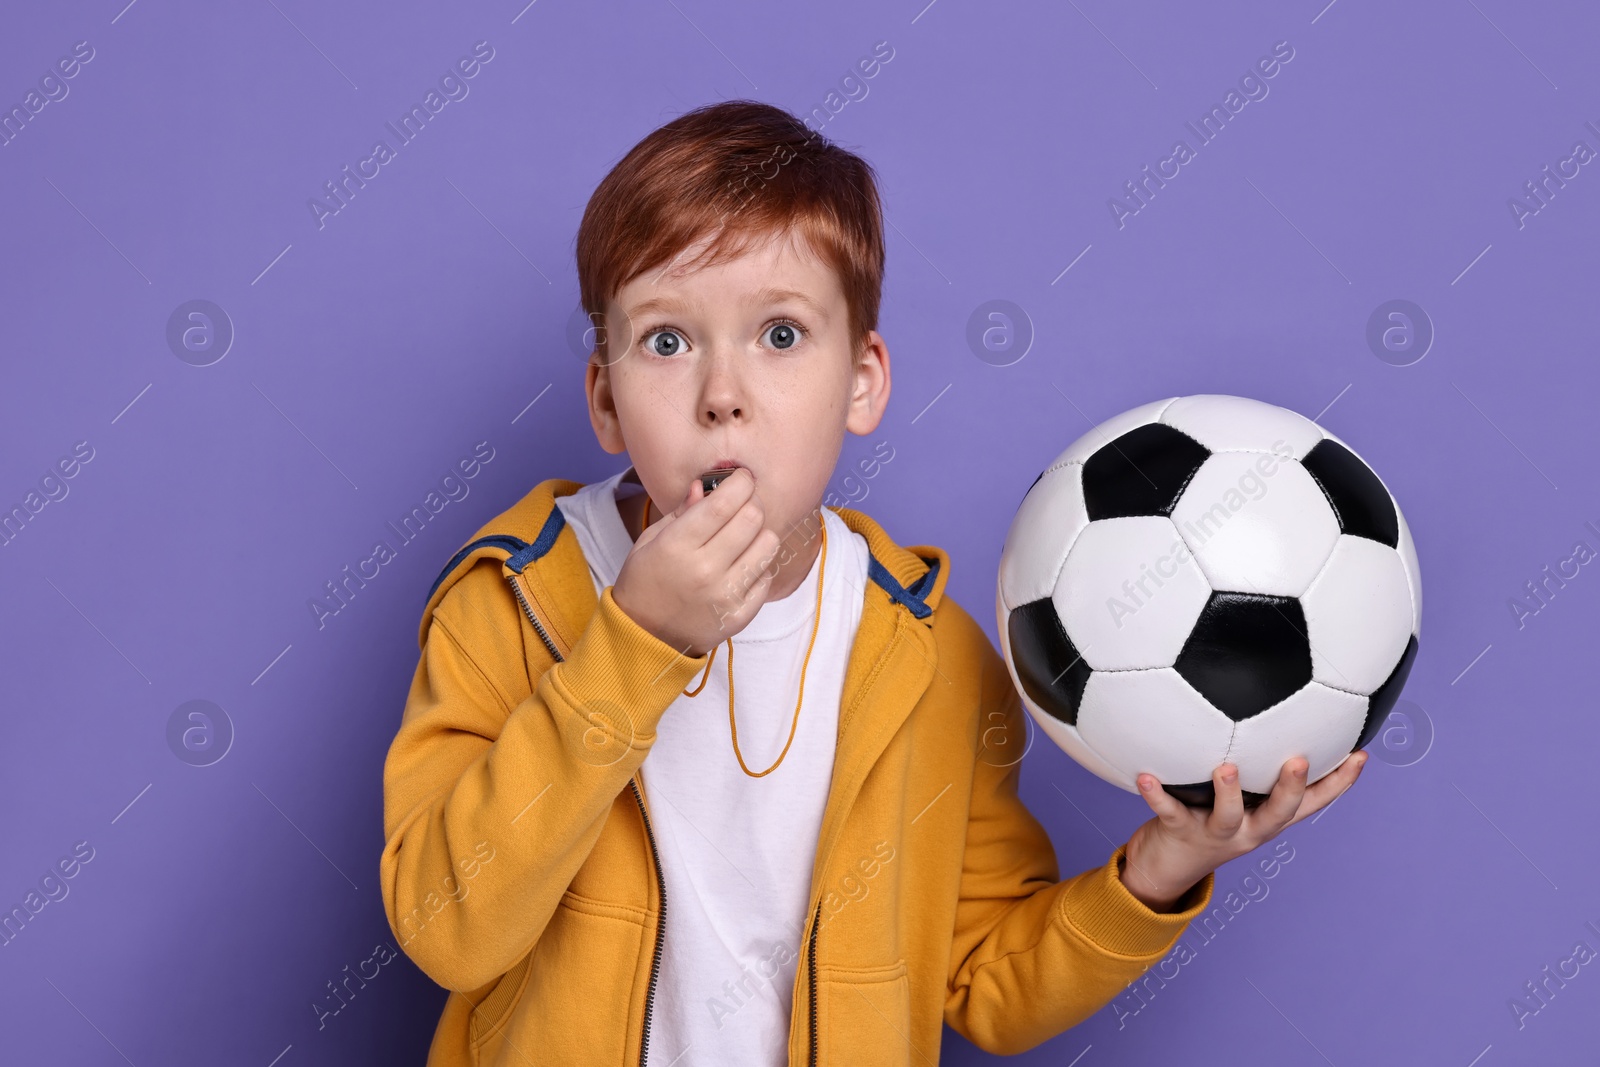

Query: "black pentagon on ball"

xmin=1162 ymin=781 xmax=1272 ymax=810
xmin=1300 ymin=438 xmax=1399 ymax=548
xmin=1352 ymin=633 xmax=1420 ymax=752
xmin=1174 ymin=592 xmax=1313 ymax=721
xmin=1006 ymin=598 xmax=1093 ymax=726
xmin=1081 ymin=423 xmax=1211 ymax=520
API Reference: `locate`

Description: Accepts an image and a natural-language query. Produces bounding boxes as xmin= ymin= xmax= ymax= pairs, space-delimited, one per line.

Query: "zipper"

xmin=506 ymin=572 xmax=563 ymax=665
xmin=808 ymin=898 xmax=820 ymax=1066
xmin=504 ymin=567 xmax=666 ymax=1067
xmin=629 ymin=777 xmax=668 ymax=1067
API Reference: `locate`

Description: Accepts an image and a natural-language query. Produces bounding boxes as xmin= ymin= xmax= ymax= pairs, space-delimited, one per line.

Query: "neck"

xmin=619 ymin=491 xmax=656 ymax=542
xmin=763 ymin=510 xmax=826 ymax=603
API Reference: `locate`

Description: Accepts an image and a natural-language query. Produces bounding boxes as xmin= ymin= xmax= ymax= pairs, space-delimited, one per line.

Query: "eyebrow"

xmin=752 ymin=287 xmax=831 ymax=322
xmin=624 ymin=286 xmax=831 ymax=323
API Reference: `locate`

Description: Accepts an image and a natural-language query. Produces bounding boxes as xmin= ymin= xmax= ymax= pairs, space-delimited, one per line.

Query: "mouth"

xmin=701 ymin=458 xmax=746 ymax=493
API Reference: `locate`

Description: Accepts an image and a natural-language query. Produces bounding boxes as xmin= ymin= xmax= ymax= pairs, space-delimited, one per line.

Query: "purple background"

xmin=2 ymin=0 xmax=1596 ymax=1063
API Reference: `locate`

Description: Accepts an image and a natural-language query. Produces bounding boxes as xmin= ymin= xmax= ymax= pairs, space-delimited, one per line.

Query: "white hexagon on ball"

xmin=1075 ymin=668 xmax=1235 ymax=788
xmin=1225 ymin=682 xmax=1370 ymax=794
xmin=1160 ymin=393 xmax=1325 ymax=459
xmin=1300 ymin=534 xmax=1415 ymax=694
xmin=1170 ymin=452 xmax=1341 ymax=599
xmin=1055 ymin=516 xmax=1211 ymax=671
xmin=998 ymin=462 xmax=1089 ymax=611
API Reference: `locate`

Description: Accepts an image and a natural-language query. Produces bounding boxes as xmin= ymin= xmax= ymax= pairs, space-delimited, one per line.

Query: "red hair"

xmin=575 ymin=99 xmax=885 ymax=363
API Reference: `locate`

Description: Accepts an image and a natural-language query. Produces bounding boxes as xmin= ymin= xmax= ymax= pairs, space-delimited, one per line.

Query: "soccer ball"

xmin=996 ymin=394 xmax=1421 ymax=806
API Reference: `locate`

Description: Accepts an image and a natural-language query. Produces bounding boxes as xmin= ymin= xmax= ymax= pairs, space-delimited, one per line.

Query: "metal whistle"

xmin=700 ymin=466 xmax=741 ymax=494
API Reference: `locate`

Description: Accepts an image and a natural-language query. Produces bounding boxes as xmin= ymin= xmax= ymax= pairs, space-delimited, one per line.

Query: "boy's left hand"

xmin=1119 ymin=752 xmax=1369 ymax=913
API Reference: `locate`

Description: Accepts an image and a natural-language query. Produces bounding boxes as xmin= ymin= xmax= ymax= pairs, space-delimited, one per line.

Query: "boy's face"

xmin=585 ymin=227 xmax=890 ymax=568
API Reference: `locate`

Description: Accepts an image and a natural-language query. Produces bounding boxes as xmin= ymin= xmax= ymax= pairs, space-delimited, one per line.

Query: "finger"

xmin=1253 ymin=756 xmax=1309 ymax=831
xmin=716 ymin=529 xmax=784 ymax=627
xmin=638 ymin=479 xmax=698 ymax=548
xmin=674 ymin=474 xmax=703 ymax=517
xmin=1286 ymin=751 xmax=1367 ymax=827
xmin=699 ymin=491 xmax=767 ymax=571
xmin=678 ymin=466 xmax=756 ymax=546
xmin=1207 ymin=764 xmax=1245 ymax=837
xmin=726 ymin=526 xmax=783 ymax=590
xmin=1136 ymin=773 xmax=1193 ymax=830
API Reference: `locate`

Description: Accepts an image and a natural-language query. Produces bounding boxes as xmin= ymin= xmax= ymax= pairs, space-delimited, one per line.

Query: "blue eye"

xmin=766 ymin=320 xmax=803 ymax=350
xmin=643 ymin=329 xmax=685 ymax=357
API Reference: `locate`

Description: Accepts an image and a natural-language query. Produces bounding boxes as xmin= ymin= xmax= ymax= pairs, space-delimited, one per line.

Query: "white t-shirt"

xmin=554 ymin=466 xmax=871 ymax=1066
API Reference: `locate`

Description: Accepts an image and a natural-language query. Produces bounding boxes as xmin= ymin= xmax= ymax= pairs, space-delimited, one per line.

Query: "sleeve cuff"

xmin=1054 ymin=843 xmax=1215 ymax=958
xmin=546 ymin=586 xmax=711 ymax=749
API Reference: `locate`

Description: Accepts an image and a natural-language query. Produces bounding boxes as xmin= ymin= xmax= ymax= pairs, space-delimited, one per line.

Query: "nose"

xmin=697 ymin=343 xmax=746 ymax=427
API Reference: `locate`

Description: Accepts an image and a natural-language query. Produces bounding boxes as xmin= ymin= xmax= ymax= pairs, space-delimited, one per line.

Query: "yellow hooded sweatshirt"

xmin=380 ymin=477 xmax=1215 ymax=1066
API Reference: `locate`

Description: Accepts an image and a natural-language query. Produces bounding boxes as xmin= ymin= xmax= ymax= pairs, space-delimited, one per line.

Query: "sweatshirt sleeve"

xmin=942 ymin=641 xmax=1215 ymax=1055
xmin=379 ymin=562 xmax=708 ymax=992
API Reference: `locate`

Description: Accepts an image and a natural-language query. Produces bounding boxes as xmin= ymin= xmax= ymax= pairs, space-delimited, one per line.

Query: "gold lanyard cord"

xmin=640 ymin=493 xmax=827 ymax=778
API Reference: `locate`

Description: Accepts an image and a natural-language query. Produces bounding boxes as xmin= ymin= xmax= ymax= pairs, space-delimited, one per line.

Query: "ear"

xmin=586 ymin=355 xmax=627 ymax=455
xmin=844 ymin=329 xmax=891 ymax=437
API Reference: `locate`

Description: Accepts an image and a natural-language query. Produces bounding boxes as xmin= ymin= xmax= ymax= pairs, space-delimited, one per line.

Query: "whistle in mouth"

xmin=700 ymin=467 xmax=740 ymax=493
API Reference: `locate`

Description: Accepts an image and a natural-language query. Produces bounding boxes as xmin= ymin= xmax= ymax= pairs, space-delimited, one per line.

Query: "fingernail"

xmin=1139 ymin=776 xmax=1154 ymax=792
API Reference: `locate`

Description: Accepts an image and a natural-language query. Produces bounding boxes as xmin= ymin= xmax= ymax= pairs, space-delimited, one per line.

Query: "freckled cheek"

xmin=614 ymin=388 xmax=680 ymax=457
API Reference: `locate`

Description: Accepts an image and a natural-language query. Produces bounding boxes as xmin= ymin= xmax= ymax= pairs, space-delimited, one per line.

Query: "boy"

xmin=379 ymin=100 xmax=1365 ymax=1066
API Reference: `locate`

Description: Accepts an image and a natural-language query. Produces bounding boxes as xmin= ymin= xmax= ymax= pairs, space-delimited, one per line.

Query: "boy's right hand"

xmin=610 ymin=467 xmax=782 ymax=658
